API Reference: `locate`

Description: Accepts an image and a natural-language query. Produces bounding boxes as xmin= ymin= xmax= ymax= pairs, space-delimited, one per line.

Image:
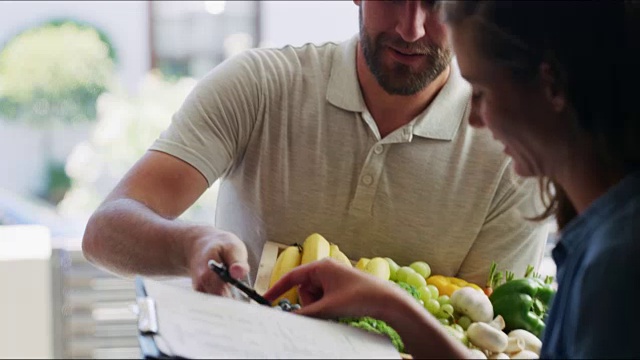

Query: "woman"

xmin=265 ymin=1 xmax=639 ymax=358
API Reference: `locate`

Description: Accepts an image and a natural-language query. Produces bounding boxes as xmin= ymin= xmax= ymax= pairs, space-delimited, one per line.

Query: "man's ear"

xmin=539 ymin=62 xmax=566 ymax=113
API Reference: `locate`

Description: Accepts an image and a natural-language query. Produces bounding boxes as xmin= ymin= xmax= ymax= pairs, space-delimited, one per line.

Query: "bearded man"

xmin=82 ymin=0 xmax=548 ymax=295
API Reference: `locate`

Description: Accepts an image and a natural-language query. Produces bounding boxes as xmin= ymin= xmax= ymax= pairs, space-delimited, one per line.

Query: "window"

xmin=150 ymin=1 xmax=260 ymax=79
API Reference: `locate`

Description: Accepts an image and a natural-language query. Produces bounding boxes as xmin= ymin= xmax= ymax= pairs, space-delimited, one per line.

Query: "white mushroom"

xmin=451 ymin=287 xmax=494 ymax=323
xmin=508 ymin=329 xmax=542 ymax=355
xmin=505 ymin=336 xmax=525 ymax=354
xmin=509 ymin=350 xmax=539 ymax=359
xmin=488 ymin=353 xmax=510 ymax=359
xmin=467 ymin=322 xmax=509 ymax=354
xmin=468 ymin=348 xmax=488 ymax=359
xmin=488 ymin=315 xmax=506 ymax=331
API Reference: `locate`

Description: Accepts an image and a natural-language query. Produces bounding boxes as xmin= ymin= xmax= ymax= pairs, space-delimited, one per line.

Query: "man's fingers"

xmin=193 ymin=266 xmax=233 ymax=296
xmin=220 ymin=240 xmax=250 ymax=279
xmin=228 ymin=262 xmax=250 ymax=280
xmin=204 ymin=274 xmax=232 ymax=296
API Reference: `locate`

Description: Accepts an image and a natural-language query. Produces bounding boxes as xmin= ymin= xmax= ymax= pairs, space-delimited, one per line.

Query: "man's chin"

xmin=379 ymin=81 xmax=425 ymax=96
xmin=378 ymin=72 xmax=427 ymax=94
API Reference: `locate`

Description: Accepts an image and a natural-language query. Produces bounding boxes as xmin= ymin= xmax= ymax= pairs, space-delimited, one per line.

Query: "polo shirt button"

xmin=362 ymin=175 xmax=373 ymax=185
xmin=374 ymin=145 xmax=384 ymax=154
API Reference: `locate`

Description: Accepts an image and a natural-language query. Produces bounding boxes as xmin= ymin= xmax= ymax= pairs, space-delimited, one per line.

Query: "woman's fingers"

xmin=297 ymin=283 xmax=324 ymax=306
xmin=263 ymin=262 xmax=317 ymax=301
xmin=293 ymin=298 xmax=333 ymax=318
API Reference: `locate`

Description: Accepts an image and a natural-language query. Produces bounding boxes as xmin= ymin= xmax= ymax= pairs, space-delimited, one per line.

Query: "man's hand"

xmin=186 ymin=228 xmax=250 ymax=296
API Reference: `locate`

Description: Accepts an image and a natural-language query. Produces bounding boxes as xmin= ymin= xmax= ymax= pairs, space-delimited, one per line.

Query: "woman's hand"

xmin=264 ymin=258 xmax=474 ymax=359
xmin=263 ymin=258 xmax=411 ymax=320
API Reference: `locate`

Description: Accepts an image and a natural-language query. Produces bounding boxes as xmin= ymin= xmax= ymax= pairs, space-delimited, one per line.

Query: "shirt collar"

xmin=326 ymin=34 xmax=367 ymax=113
xmin=326 ymin=34 xmax=472 ymax=141
xmin=556 ymin=170 xmax=640 ymax=257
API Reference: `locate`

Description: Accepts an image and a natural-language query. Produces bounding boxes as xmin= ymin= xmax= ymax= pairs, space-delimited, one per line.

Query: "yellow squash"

xmin=426 ymin=275 xmax=483 ymax=297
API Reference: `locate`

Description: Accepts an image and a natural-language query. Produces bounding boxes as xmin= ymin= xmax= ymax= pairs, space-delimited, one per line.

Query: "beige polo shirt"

xmin=150 ymin=35 xmax=548 ymax=286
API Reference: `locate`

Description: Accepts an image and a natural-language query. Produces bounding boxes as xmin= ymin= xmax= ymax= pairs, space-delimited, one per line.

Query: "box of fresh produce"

xmin=254 ymin=233 xmax=555 ymax=359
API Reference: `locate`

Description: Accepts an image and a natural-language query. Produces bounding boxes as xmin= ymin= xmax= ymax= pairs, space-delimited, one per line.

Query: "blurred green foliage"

xmin=157 ymin=59 xmax=190 ymax=82
xmin=44 ymin=160 xmax=72 ymax=205
xmin=0 ymin=19 xmax=116 ymax=125
xmin=59 ymin=71 xmax=220 ymax=221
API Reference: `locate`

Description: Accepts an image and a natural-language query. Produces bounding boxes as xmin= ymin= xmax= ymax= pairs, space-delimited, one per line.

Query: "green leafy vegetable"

xmin=338 ymin=317 xmax=404 ymax=352
xmin=393 ymin=281 xmax=421 ymax=302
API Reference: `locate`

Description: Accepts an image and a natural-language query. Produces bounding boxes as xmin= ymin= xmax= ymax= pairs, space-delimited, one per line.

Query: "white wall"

xmin=0 ymin=121 xmax=95 ymax=196
xmin=0 ymin=226 xmax=53 ymax=358
xmin=0 ymin=0 xmax=360 ymax=196
xmin=0 ymin=1 xmax=150 ymax=196
xmin=0 ymin=1 xmax=150 ymax=94
xmin=260 ymin=0 xmax=359 ymax=48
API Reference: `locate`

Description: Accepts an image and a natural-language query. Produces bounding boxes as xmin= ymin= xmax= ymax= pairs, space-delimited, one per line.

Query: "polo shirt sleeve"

xmin=149 ymin=50 xmax=265 ymax=187
xmin=457 ymin=160 xmax=549 ymax=285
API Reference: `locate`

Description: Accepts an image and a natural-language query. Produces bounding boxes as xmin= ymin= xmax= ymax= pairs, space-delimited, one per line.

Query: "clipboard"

xmin=135 ymin=276 xmax=184 ymax=359
xmin=132 ymin=275 xmax=402 ymax=359
xmin=133 ymin=275 xmax=259 ymax=359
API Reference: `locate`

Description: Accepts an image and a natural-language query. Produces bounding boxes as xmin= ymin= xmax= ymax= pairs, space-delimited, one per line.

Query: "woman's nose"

xmin=395 ymin=2 xmax=427 ymax=43
xmin=468 ymin=102 xmax=485 ymax=128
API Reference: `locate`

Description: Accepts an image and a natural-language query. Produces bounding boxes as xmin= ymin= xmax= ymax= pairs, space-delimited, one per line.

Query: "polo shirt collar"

xmin=411 ymin=59 xmax=471 ymax=140
xmin=326 ymin=34 xmax=472 ymax=141
xmin=327 ymin=34 xmax=367 ymax=113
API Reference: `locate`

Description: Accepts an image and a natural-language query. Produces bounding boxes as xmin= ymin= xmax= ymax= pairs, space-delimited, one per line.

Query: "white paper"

xmin=142 ymin=278 xmax=401 ymax=359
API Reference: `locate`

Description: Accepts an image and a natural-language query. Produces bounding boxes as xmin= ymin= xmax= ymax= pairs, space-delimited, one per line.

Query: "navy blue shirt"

xmin=541 ymin=171 xmax=640 ymax=359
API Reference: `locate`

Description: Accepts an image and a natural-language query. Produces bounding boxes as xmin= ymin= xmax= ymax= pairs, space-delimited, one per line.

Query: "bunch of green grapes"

xmin=393 ymin=264 xmax=473 ymax=332
xmin=390 ymin=260 xmax=472 ymax=347
xmin=391 ymin=262 xmax=446 ymax=322
xmin=417 ymin=284 xmax=473 ymax=331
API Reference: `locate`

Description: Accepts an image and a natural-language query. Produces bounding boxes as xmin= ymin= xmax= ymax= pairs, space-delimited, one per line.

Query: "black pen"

xmin=207 ymin=259 xmax=272 ymax=306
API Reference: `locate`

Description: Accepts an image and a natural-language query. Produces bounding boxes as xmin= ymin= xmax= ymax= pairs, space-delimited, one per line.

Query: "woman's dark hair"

xmin=442 ymin=1 xmax=640 ymax=230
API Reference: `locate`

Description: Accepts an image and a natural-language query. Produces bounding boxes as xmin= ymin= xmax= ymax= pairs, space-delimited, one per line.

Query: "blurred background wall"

xmin=0 ymin=1 xmax=149 ymax=198
xmin=0 ymin=1 xmax=358 ymax=358
xmin=0 ymin=0 xmax=358 ymax=199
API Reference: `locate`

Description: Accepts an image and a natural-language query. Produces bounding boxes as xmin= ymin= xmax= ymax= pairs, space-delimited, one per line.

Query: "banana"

xmin=329 ymin=243 xmax=353 ymax=267
xmin=269 ymin=245 xmax=302 ymax=304
xmin=300 ymin=233 xmax=331 ymax=265
xmin=355 ymin=257 xmax=371 ymax=270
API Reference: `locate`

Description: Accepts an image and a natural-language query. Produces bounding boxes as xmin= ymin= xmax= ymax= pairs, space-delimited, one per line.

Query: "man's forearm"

xmin=82 ymin=198 xmax=204 ymax=278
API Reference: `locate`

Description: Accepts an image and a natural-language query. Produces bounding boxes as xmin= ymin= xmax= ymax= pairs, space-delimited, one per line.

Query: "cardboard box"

xmin=253 ymin=240 xmax=412 ymax=359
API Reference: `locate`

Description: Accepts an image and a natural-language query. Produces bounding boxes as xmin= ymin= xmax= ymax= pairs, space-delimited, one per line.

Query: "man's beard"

xmin=360 ymin=24 xmax=452 ymax=96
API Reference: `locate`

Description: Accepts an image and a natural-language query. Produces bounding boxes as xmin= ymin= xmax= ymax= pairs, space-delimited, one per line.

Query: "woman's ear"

xmin=539 ymin=62 xmax=566 ymax=113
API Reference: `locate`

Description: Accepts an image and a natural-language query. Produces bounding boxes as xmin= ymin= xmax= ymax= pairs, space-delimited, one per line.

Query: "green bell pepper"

xmin=489 ymin=277 xmax=555 ymax=339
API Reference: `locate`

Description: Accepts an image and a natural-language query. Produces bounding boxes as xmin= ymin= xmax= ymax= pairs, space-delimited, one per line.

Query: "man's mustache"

xmin=380 ymin=37 xmax=433 ymax=55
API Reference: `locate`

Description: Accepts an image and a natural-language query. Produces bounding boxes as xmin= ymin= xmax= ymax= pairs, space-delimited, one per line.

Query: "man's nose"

xmin=395 ymin=2 xmax=427 ymax=43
